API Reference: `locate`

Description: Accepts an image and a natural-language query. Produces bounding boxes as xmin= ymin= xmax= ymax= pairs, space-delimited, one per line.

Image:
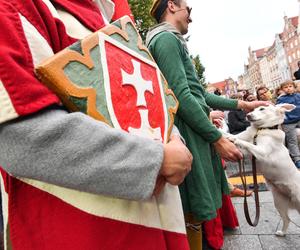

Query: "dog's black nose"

xmin=246 ymin=114 xmax=252 ymax=120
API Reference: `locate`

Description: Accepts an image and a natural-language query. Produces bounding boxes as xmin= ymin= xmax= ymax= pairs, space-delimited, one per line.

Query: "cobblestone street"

xmin=224 ymin=160 xmax=300 ymax=250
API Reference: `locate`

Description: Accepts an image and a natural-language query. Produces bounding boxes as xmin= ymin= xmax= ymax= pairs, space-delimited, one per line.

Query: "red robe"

xmin=0 ymin=1 xmax=189 ymax=249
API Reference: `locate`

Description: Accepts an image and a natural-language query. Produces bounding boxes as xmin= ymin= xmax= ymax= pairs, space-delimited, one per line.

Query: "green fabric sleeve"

xmin=204 ymin=92 xmax=238 ymax=110
xmin=150 ymin=32 xmax=222 ymax=143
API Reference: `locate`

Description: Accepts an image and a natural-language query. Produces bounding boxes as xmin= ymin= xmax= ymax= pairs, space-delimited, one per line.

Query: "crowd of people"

xmin=212 ymin=80 xmax=300 ymax=203
xmin=218 ymin=79 xmax=300 ymax=171
xmin=1 ymin=0 xmax=299 ymax=250
xmin=254 ymin=82 xmax=300 ymax=170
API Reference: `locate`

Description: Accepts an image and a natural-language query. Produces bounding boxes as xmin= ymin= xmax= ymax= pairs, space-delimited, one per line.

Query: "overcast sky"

xmin=187 ymin=0 xmax=299 ymax=83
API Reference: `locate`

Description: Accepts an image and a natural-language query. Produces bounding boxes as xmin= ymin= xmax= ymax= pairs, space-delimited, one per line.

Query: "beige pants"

xmin=185 ymin=214 xmax=202 ymax=250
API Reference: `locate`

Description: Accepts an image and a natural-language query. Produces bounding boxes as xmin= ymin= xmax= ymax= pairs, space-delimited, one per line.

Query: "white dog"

xmin=228 ymin=104 xmax=300 ymax=236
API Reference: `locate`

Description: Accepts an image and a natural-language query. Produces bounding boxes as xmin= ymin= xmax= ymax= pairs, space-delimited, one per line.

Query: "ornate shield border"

xmin=35 ymin=16 xmax=178 ymax=142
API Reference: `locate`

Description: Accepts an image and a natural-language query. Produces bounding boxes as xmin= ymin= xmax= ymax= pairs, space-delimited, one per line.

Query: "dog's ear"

xmin=276 ymin=103 xmax=296 ymax=113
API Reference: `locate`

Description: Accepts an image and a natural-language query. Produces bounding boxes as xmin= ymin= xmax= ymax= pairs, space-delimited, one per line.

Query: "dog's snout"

xmin=246 ymin=114 xmax=252 ymax=120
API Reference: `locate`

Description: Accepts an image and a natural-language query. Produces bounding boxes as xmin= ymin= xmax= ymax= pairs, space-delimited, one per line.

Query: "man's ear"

xmin=167 ymin=0 xmax=177 ymax=13
xmin=276 ymin=103 xmax=296 ymax=113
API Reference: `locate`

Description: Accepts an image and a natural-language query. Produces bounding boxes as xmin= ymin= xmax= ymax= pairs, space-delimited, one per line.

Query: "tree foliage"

xmin=190 ymin=55 xmax=206 ymax=86
xmin=128 ymin=0 xmax=156 ymax=40
xmin=127 ymin=1 xmax=206 ymax=86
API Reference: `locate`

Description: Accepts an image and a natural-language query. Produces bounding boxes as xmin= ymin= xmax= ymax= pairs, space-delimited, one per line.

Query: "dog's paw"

xmin=226 ymin=135 xmax=236 ymax=143
xmin=222 ymin=134 xmax=245 ymax=148
xmin=232 ymin=138 xmax=243 ymax=147
xmin=275 ymin=230 xmax=286 ymax=237
xmin=222 ymin=132 xmax=232 ymax=139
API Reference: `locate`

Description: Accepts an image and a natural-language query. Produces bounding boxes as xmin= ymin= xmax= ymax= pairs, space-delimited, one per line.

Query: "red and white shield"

xmin=99 ymin=33 xmax=168 ymax=143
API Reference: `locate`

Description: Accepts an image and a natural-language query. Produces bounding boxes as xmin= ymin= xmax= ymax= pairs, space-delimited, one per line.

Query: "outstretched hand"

xmin=210 ymin=110 xmax=225 ymax=129
xmin=238 ymin=100 xmax=270 ymax=113
xmin=210 ymin=110 xmax=224 ymax=120
xmin=213 ymin=136 xmax=243 ymax=162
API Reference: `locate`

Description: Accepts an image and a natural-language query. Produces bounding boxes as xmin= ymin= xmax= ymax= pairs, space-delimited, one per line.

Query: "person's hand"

xmin=213 ymin=118 xmax=223 ymax=128
xmin=210 ymin=110 xmax=224 ymax=120
xmin=210 ymin=110 xmax=225 ymax=128
xmin=159 ymin=135 xmax=192 ymax=186
xmin=152 ymin=175 xmax=166 ymax=196
xmin=238 ymin=100 xmax=270 ymax=113
xmin=213 ymin=136 xmax=243 ymax=162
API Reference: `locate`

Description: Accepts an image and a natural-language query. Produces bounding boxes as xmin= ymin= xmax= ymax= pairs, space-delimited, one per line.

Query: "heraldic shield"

xmin=33 ymin=16 xmax=189 ymax=249
xmin=101 ymin=33 xmax=168 ymax=142
xmin=36 ymin=16 xmax=177 ymax=143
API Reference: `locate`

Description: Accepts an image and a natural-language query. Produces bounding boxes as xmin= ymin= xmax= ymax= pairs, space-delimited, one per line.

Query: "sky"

xmin=187 ymin=0 xmax=299 ymax=83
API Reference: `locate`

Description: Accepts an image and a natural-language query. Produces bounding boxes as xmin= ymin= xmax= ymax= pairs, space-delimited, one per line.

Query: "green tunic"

xmin=148 ymin=31 xmax=238 ymax=221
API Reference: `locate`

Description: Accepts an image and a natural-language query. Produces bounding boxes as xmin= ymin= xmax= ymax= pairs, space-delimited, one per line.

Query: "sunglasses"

xmin=186 ymin=7 xmax=192 ymax=16
xmin=173 ymin=6 xmax=192 ymax=16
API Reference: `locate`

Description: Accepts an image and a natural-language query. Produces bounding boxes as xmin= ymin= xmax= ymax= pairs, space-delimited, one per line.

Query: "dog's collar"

xmin=254 ymin=125 xmax=279 ymax=145
xmin=257 ymin=125 xmax=279 ymax=131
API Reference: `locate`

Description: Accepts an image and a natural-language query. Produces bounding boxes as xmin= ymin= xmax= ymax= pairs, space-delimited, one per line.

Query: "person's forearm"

xmin=205 ymin=92 xmax=238 ymax=110
xmin=0 ymin=107 xmax=163 ymax=200
xmin=175 ymin=88 xmax=222 ymax=143
xmin=237 ymin=100 xmax=247 ymax=110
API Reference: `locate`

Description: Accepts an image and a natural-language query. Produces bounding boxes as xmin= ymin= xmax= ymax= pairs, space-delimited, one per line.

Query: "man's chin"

xmin=182 ymin=29 xmax=188 ymax=35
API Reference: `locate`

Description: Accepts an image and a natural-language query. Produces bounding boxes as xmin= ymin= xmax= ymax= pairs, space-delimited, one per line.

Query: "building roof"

xmin=290 ymin=16 xmax=298 ymax=27
xmin=207 ymin=81 xmax=227 ymax=94
xmin=254 ymin=47 xmax=270 ymax=59
xmin=208 ymin=81 xmax=226 ymax=89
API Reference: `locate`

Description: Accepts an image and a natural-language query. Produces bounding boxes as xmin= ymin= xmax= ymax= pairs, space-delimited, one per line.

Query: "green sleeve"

xmin=149 ymin=32 xmax=221 ymax=143
xmin=204 ymin=92 xmax=238 ymax=110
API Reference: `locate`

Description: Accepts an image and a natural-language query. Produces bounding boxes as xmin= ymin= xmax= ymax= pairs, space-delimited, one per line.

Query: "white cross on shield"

xmin=99 ymin=33 xmax=168 ymax=143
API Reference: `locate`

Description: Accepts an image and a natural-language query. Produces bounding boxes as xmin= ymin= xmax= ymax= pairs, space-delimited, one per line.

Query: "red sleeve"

xmin=111 ymin=0 xmax=135 ymax=22
xmin=0 ymin=1 xmax=65 ymax=118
